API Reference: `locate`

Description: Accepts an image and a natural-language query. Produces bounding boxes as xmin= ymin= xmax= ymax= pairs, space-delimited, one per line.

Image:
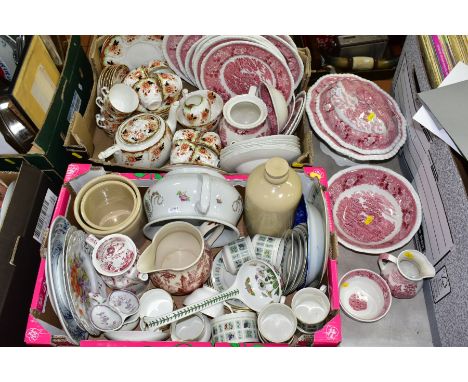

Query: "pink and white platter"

xmin=306 ymin=74 xmax=407 ymax=161
xmin=163 ymin=35 xmax=299 ymax=104
xmin=328 ymin=165 xmax=422 ymax=254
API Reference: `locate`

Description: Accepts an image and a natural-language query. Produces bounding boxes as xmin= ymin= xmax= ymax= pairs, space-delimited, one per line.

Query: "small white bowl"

xmin=257 ymin=303 xmax=297 ymax=343
xmin=339 ymin=269 xmax=392 ymax=323
xmin=139 ymin=288 xmax=174 ymax=332
xmin=170 ymin=313 xmax=211 ymax=342
xmin=264 ymin=82 xmax=288 ymax=132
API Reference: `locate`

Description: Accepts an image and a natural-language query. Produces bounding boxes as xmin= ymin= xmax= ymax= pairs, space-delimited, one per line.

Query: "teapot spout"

xmin=166 ymin=101 xmax=180 ymax=135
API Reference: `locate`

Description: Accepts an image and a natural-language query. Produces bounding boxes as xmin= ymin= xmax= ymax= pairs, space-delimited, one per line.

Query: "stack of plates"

xmin=280 ymin=224 xmax=309 ymax=295
xmin=282 ymin=90 xmax=306 ymax=136
xmin=97 ymin=64 xmax=130 ymax=97
xmin=163 ymin=35 xmax=303 ymax=102
xmin=306 ymin=73 xmax=407 ymax=161
xmin=220 ymin=135 xmax=301 ymax=173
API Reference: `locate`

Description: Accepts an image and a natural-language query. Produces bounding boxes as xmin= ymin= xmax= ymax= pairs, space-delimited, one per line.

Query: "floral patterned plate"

xmin=46 ymin=216 xmax=88 ymax=345
xmin=211 ymin=251 xmax=248 ymax=309
xmin=200 ymin=41 xmax=294 ymax=103
xmin=63 ymin=230 xmax=108 ymax=336
xmin=101 ymin=35 xmax=164 ymax=69
xmin=328 ymin=165 xmax=422 ymax=254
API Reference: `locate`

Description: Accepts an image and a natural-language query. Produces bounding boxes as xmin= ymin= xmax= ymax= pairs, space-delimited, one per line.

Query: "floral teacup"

xmin=133 ymin=78 xmax=163 ymax=111
xmin=182 ymin=93 xmax=211 ymax=126
xmin=124 ymin=66 xmax=149 ymax=87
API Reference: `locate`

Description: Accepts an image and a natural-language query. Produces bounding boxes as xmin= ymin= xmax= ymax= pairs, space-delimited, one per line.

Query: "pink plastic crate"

xmin=26 ymin=163 xmax=341 ymax=347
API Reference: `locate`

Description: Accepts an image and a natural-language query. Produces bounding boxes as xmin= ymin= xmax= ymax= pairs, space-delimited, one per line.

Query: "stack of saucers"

xmin=280 ymin=224 xmax=309 ymax=295
xmin=97 ymin=64 xmax=130 ymax=97
xmin=219 ymin=135 xmax=301 ymax=173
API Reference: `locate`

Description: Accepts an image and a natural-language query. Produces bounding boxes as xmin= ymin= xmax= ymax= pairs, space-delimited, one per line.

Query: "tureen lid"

xmin=115 ymin=113 xmax=166 ymax=152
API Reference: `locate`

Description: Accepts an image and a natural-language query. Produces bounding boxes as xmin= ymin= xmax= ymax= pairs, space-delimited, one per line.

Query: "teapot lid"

xmin=115 ymin=113 xmax=167 ymax=152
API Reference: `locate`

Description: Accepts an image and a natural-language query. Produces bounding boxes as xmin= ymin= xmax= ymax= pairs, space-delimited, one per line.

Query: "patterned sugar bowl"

xmin=170 ymin=128 xmax=221 ymax=168
xmin=176 ymin=89 xmax=224 ymax=132
xmin=211 ymin=312 xmax=259 ymax=343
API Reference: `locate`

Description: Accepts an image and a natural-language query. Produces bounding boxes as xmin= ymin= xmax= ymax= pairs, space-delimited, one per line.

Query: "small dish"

xmin=104 ymin=330 xmax=169 ymax=342
xmin=339 ymin=269 xmax=392 ymax=322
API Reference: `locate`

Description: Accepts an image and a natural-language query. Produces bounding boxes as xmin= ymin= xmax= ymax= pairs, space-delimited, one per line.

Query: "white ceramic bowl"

xmin=339 ymin=269 xmax=392 ymax=322
xmin=170 ymin=313 xmax=209 ymax=341
xmin=183 ymin=285 xmax=225 ymax=318
xmin=257 ymin=303 xmax=297 ymax=343
xmin=139 ymin=288 xmax=174 ymax=333
xmin=264 ymin=82 xmax=288 ymax=131
xmin=143 ymin=166 xmax=243 ymax=245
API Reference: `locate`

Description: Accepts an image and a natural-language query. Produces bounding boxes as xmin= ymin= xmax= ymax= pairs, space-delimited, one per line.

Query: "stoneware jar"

xmin=378 ymin=250 xmax=435 ymax=299
xmin=143 ymin=166 xmax=243 ymax=247
xmin=97 ymin=103 xmax=178 ymax=169
xmin=244 ymin=157 xmax=302 ymax=237
xmin=137 ymin=221 xmax=212 ymax=295
xmin=219 ymin=86 xmax=270 ymax=146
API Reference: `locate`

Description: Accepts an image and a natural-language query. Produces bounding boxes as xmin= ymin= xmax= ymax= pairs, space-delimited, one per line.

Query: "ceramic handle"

xmin=101 ymin=87 xmax=110 ymax=97
xmin=248 ymin=86 xmax=257 ymax=96
xmin=198 ymin=221 xmax=224 ymax=248
xmin=98 ymin=145 xmax=121 ymax=160
xmin=143 ymin=288 xmax=240 ymax=331
xmin=378 ymin=253 xmax=398 ymax=271
xmin=95 ymin=96 xmax=105 ymax=110
xmin=195 ymin=173 xmax=211 ymax=215
xmin=85 ymin=234 xmax=99 ymax=248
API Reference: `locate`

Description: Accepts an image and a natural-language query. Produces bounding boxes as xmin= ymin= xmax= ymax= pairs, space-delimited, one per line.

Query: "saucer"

xmin=339 ymin=269 xmax=392 ymax=322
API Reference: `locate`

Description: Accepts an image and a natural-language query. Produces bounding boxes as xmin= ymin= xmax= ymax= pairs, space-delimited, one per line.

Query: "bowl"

xmin=257 ymin=303 xmax=297 ymax=343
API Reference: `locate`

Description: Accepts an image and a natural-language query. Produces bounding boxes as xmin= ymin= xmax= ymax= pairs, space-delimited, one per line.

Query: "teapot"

xmin=378 ymin=250 xmax=435 ymax=299
xmin=98 ymin=102 xmax=179 ymax=169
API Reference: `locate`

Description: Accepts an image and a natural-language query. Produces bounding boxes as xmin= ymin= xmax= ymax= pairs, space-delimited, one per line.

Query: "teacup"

xmin=139 ymin=289 xmax=173 ymax=336
xmin=220 ymin=86 xmax=269 ymax=146
xmin=96 ymin=114 xmax=123 ymax=136
xmin=222 ymin=236 xmax=255 ymax=274
xmin=183 ymin=285 xmax=225 ymax=318
xmin=147 ymin=60 xmax=172 ymax=76
xmin=89 ymin=290 xmax=140 ymax=332
xmin=156 ymin=72 xmax=183 ymax=107
xmin=96 ymin=84 xmax=139 ymax=118
xmin=133 ymin=78 xmax=163 ymax=111
xmin=86 ymin=233 xmax=138 ymax=277
xmin=252 ymin=234 xmax=284 ymax=269
xmin=170 ymin=140 xmax=196 ymax=165
xmin=257 ymin=303 xmax=297 ymax=343
xmin=291 ymin=286 xmax=330 ymax=333
xmin=182 ymin=92 xmax=211 ymax=126
xmin=123 ymin=66 xmax=149 ymax=87
xmin=211 ymin=312 xmax=259 ymax=343
xmin=170 ymin=313 xmax=211 ymax=342
xmin=192 ymin=146 xmax=219 ymax=168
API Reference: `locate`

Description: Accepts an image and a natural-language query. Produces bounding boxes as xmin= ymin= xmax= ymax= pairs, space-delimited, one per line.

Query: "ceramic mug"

xmin=378 ymin=250 xmax=436 ymax=299
xmin=252 ymin=234 xmax=284 ymax=269
xmin=211 ymin=312 xmax=259 ymax=343
xmin=133 ymin=78 xmax=163 ymax=111
xmin=86 ymin=233 xmax=138 ymax=278
xmin=257 ymin=303 xmax=297 ymax=343
xmin=291 ymin=286 xmax=330 ymax=333
xmin=222 ymin=236 xmax=255 ymax=274
xmin=96 ymin=84 xmax=139 ymax=117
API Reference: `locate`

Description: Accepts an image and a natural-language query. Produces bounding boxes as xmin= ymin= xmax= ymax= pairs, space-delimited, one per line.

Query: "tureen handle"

xmin=98 ymin=145 xmax=121 ymax=160
xmin=195 ymin=173 xmax=211 ymax=215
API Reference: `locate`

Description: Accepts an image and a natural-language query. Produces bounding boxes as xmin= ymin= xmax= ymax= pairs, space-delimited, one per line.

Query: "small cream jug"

xmin=378 ymin=250 xmax=435 ymax=299
xmin=244 ymin=157 xmax=302 ymax=237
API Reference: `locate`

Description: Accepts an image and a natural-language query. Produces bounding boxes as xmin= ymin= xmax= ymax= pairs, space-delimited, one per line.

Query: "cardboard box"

xmin=64 ymin=37 xmax=314 ymax=172
xmin=0 ymin=36 xmax=93 ymax=178
xmin=392 ymin=35 xmax=468 ymax=346
xmin=0 ymin=162 xmax=60 ymax=345
xmin=26 ymin=163 xmax=341 ymax=347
